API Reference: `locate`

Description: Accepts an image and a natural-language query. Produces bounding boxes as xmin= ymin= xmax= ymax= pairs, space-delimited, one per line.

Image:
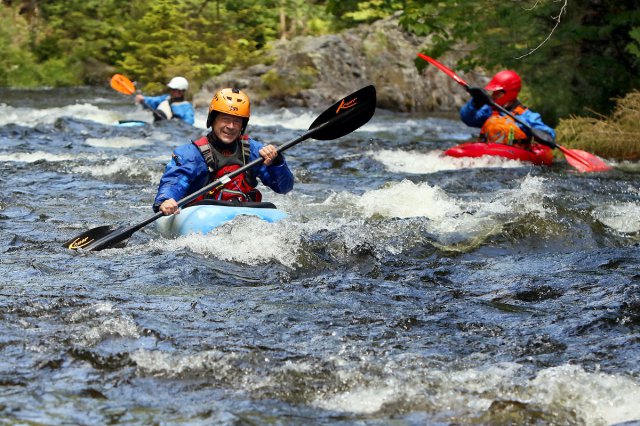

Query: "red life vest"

xmin=191 ymin=135 xmax=262 ymax=204
xmin=480 ymin=104 xmax=529 ymax=145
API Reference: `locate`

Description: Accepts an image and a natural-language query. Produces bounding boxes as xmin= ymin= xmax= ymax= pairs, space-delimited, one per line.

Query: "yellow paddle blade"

xmin=110 ymin=74 xmax=136 ymax=95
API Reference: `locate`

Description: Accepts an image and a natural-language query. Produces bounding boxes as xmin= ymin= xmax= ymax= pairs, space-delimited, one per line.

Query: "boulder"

xmin=196 ymin=15 xmax=486 ymax=113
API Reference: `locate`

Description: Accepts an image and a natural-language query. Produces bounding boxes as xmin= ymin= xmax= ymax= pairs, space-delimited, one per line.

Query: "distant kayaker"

xmin=460 ymin=70 xmax=555 ymax=147
xmin=135 ymin=76 xmax=195 ymax=125
xmin=153 ymin=87 xmax=294 ymax=215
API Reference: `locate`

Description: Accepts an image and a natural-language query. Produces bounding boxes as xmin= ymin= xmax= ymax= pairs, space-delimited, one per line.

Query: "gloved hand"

xmin=468 ymin=86 xmax=492 ymax=108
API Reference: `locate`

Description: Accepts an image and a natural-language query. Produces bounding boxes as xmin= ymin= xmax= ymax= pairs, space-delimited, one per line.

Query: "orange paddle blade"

xmin=558 ymin=146 xmax=612 ymax=172
xmin=110 ymin=74 xmax=136 ymax=95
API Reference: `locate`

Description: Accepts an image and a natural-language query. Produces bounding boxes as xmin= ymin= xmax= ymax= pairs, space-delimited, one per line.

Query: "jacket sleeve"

xmin=460 ymin=99 xmax=493 ymax=128
xmin=171 ymin=103 xmax=195 ymax=125
xmin=520 ymin=109 xmax=556 ymax=141
xmin=248 ymin=139 xmax=294 ymax=194
xmin=143 ymin=95 xmax=169 ymax=110
xmin=153 ymin=144 xmax=209 ymax=212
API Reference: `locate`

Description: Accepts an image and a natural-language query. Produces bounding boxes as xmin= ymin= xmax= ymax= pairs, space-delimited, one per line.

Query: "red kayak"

xmin=444 ymin=142 xmax=554 ymax=166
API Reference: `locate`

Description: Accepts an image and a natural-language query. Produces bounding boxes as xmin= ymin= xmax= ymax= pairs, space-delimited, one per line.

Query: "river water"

xmin=1 ymin=87 xmax=639 ymax=425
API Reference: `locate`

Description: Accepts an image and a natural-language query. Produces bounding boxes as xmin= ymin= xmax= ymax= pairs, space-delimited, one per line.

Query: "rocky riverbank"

xmin=195 ymin=16 xmax=485 ymax=113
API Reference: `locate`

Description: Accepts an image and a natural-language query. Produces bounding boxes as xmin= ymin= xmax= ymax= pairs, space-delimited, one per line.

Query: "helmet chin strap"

xmin=207 ymin=132 xmax=239 ymax=151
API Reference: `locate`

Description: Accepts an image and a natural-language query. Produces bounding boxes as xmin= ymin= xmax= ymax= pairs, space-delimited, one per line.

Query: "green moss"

xmin=260 ymin=66 xmax=318 ymax=98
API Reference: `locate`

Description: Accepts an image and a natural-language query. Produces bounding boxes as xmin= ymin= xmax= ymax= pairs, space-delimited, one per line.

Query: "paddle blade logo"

xmin=67 ymin=236 xmax=93 ymax=250
xmin=336 ymin=97 xmax=358 ymax=114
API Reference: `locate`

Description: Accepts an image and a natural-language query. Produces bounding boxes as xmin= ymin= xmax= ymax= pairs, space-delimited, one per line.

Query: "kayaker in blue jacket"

xmin=135 ymin=76 xmax=195 ymax=125
xmin=460 ymin=70 xmax=555 ymax=147
xmin=153 ymin=87 xmax=294 ymax=215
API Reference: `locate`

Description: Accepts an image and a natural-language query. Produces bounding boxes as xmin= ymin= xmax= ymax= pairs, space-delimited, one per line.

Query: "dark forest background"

xmin=1 ymin=0 xmax=638 ymax=121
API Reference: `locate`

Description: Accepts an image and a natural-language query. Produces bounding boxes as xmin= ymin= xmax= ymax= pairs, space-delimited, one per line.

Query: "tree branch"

xmin=515 ymin=0 xmax=567 ymax=59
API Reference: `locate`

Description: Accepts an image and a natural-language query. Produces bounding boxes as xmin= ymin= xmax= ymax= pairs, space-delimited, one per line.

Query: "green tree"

xmin=326 ymin=0 xmax=404 ymax=28
xmin=0 ymin=4 xmax=40 ymax=86
xmin=0 ymin=0 xmax=333 ymax=89
xmin=118 ymin=0 xmax=212 ymax=92
xmin=404 ymin=0 xmax=640 ymax=121
xmin=36 ymin=0 xmax=132 ymax=84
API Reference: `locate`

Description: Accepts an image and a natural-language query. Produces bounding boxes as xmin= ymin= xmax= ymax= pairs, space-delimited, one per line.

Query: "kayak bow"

xmin=156 ymin=201 xmax=287 ymax=238
xmin=445 ymin=142 xmax=554 ymax=166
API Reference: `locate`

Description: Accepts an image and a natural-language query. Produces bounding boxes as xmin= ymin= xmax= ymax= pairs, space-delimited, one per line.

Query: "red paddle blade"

xmin=110 ymin=74 xmax=136 ymax=95
xmin=417 ymin=53 xmax=469 ymax=88
xmin=558 ymin=146 xmax=612 ymax=172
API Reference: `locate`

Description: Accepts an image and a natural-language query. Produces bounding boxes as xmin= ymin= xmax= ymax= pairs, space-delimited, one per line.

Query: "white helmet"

xmin=167 ymin=76 xmax=189 ymax=91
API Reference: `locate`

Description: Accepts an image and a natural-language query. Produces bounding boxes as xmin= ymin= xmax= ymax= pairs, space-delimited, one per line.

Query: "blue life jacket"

xmin=142 ymin=94 xmax=195 ymax=125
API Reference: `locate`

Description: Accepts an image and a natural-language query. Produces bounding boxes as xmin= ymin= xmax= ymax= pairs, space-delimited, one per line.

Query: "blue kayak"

xmin=156 ymin=200 xmax=287 ymax=238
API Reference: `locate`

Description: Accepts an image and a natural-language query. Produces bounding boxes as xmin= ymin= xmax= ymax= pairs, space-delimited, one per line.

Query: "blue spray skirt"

xmin=156 ymin=201 xmax=287 ymax=238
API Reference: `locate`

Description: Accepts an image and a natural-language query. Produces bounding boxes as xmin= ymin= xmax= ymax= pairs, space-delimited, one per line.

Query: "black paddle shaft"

xmin=65 ymin=85 xmax=377 ymax=251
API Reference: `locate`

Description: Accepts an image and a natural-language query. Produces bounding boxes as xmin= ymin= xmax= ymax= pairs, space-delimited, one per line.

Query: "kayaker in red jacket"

xmin=460 ymin=70 xmax=556 ymax=147
xmin=154 ymin=88 xmax=294 ymax=215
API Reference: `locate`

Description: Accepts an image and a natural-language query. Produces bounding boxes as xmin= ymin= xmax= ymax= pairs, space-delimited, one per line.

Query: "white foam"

xmin=360 ymin=117 xmax=470 ymax=139
xmin=312 ymin=362 xmax=640 ymax=424
xmin=0 ymin=103 xmax=120 ymax=126
xmin=77 ymin=316 xmax=140 ymax=346
xmin=0 ymin=151 xmax=78 ymax=163
xmin=251 ymin=109 xmax=318 ymax=130
xmin=315 ymin=387 xmax=397 ymax=414
xmin=67 ymin=302 xmax=140 ymax=346
xmin=357 ymin=174 xmax=546 ymax=219
xmin=530 ymin=365 xmax=640 ymax=425
xmin=130 ymin=348 xmax=227 ymax=376
xmin=139 ymin=176 xmax=549 ymax=263
xmin=594 ymin=202 xmax=640 ymax=233
xmin=73 ymin=157 xmax=162 ymax=183
xmin=348 ymin=176 xmax=549 ymax=251
xmin=371 ymin=149 xmax=526 ymax=174
xmin=69 ymin=302 xmax=115 ymax=322
xmin=85 ymin=136 xmax=152 ymax=149
xmin=356 ymin=179 xmax=463 ymax=219
xmin=150 ymin=215 xmax=301 ymax=267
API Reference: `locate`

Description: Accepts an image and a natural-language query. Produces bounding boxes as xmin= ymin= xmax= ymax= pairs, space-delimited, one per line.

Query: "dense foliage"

xmin=1 ymin=0 xmax=638 ymax=121
xmin=0 ymin=0 xmax=330 ymax=92
xmin=402 ymin=0 xmax=640 ymax=123
xmin=327 ymin=0 xmax=640 ymax=122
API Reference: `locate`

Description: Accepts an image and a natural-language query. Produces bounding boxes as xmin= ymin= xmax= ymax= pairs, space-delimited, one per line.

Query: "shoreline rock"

xmin=195 ymin=16 xmax=486 ymax=113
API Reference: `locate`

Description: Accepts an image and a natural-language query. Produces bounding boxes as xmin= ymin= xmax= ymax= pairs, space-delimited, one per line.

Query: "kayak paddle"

xmin=417 ymin=53 xmax=612 ymax=172
xmin=64 ymin=85 xmax=377 ymax=251
xmin=110 ymin=74 xmax=136 ymax=96
xmin=110 ymin=74 xmax=166 ymax=121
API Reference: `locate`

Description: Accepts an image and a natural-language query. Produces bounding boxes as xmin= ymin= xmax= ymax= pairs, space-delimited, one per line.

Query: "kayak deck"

xmin=117 ymin=120 xmax=147 ymax=127
xmin=445 ymin=142 xmax=554 ymax=166
xmin=156 ymin=200 xmax=287 ymax=238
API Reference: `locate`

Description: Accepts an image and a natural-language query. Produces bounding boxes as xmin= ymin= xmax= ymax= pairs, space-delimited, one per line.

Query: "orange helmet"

xmin=206 ymin=88 xmax=250 ymax=130
xmin=485 ymin=70 xmax=521 ymax=106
